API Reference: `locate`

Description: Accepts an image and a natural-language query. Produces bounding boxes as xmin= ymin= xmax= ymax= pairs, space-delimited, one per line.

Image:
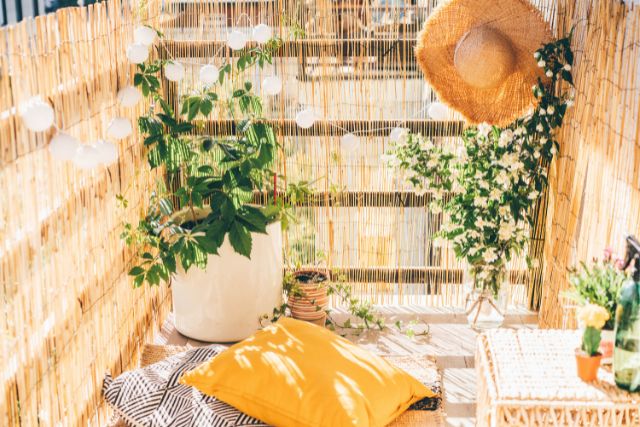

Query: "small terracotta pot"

xmin=289 ymin=269 xmax=329 ymax=325
xmin=575 ymin=349 xmax=602 ymax=382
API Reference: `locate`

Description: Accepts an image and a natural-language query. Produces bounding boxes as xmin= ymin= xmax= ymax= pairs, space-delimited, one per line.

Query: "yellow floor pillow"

xmin=180 ymin=317 xmax=434 ymax=427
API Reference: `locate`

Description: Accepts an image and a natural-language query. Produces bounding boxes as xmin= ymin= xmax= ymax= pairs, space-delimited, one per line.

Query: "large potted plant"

xmin=121 ymin=32 xmax=289 ymax=341
xmin=386 ymin=35 xmax=575 ymax=329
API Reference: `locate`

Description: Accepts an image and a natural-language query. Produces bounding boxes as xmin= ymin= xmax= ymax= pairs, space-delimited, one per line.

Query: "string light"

xmin=126 ymin=43 xmax=149 ymax=64
xmin=49 ymin=132 xmax=80 ymax=161
xmin=227 ymin=30 xmax=248 ymax=51
xmin=428 ymin=102 xmax=449 ymax=121
xmin=252 ymin=24 xmax=272 ymax=44
xmin=262 ymin=76 xmax=282 ymax=96
xmin=389 ymin=127 xmax=408 ymax=142
xmin=164 ymin=61 xmax=185 ymax=82
xmin=19 ymin=97 xmax=55 ymax=132
xmin=295 ymin=108 xmax=316 ymax=129
xmin=107 ymin=117 xmax=133 ymax=140
xmin=117 ymin=86 xmax=142 ymax=108
xmin=94 ymin=140 xmax=119 ymax=165
xmin=133 ymin=26 xmax=157 ymax=46
xmin=341 ymin=133 xmax=359 ymax=152
xmin=73 ymin=144 xmax=102 ymax=170
xmin=199 ymin=64 xmax=220 ymax=85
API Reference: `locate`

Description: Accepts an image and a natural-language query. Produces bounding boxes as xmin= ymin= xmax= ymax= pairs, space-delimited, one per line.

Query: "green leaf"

xmin=128 ymin=266 xmax=145 ymax=276
xmin=237 ymin=205 xmax=268 ymax=233
xmin=244 ymin=81 xmax=253 ymax=92
xmin=233 ymin=89 xmax=246 ymax=98
xmin=229 ymin=221 xmax=252 ymax=258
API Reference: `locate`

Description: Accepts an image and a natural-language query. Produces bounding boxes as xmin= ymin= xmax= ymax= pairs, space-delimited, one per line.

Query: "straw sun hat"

xmin=416 ymin=0 xmax=552 ymax=126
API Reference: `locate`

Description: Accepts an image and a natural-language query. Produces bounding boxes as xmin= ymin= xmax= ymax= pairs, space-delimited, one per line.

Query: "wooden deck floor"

xmin=154 ymin=305 xmax=538 ymax=426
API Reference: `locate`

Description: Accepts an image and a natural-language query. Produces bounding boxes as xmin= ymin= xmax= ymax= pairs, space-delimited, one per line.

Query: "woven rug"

xmin=107 ymin=344 xmax=444 ymax=427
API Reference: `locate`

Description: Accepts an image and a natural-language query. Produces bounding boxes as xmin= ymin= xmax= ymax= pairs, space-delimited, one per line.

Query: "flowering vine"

xmin=386 ymin=34 xmax=575 ymax=295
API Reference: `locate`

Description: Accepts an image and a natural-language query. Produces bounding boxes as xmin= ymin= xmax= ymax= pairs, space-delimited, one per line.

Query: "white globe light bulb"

xmin=133 ymin=26 xmax=157 ymax=46
xmin=20 ymin=98 xmax=55 ymax=132
xmin=389 ymin=127 xmax=407 ymax=142
xmin=262 ymin=76 xmax=282 ymax=96
xmin=164 ymin=61 xmax=185 ymax=82
xmin=126 ymin=43 xmax=149 ymax=64
xmin=199 ymin=64 xmax=220 ymax=85
xmin=73 ymin=144 xmax=102 ymax=170
xmin=295 ymin=108 xmax=316 ymax=129
xmin=341 ymin=133 xmax=359 ymax=152
xmin=117 ymin=86 xmax=142 ymax=108
xmin=428 ymin=102 xmax=449 ymax=121
xmin=49 ymin=132 xmax=80 ymax=161
xmin=252 ymin=24 xmax=272 ymax=44
xmin=227 ymin=30 xmax=248 ymax=51
xmin=94 ymin=139 xmax=119 ymax=165
xmin=107 ymin=117 xmax=133 ymax=140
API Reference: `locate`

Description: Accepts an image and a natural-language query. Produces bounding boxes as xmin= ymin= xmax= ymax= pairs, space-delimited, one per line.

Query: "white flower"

xmin=496 ymin=171 xmax=510 ymax=188
xmin=563 ymin=64 xmax=571 ymax=71
xmin=547 ymin=105 xmax=555 ymax=114
xmin=528 ymin=191 xmax=539 ymax=200
xmin=427 ymin=158 xmax=438 ymax=169
xmin=539 ymin=108 xmax=546 ymax=116
xmin=498 ymin=129 xmax=514 ymax=148
xmin=483 ymin=248 xmax=498 ymax=263
xmin=534 ymin=52 xmax=540 ymax=59
xmin=419 ymin=139 xmax=434 ymax=151
xmin=537 ymin=60 xmax=545 ymax=67
xmin=498 ymin=221 xmax=516 ymax=241
xmin=546 ymin=70 xmax=553 ymax=78
xmin=567 ymin=99 xmax=574 ymax=107
xmin=477 ymin=123 xmax=492 ymax=137
xmin=499 ymin=205 xmax=510 ymax=217
xmin=540 ymin=136 xmax=548 ymax=144
xmin=533 ymin=150 xmax=540 ymax=159
xmin=550 ymin=145 xmax=557 ymax=155
xmin=489 ymin=188 xmax=502 ymax=200
xmin=536 ymin=124 xmax=544 ymax=132
xmin=474 ymin=197 xmax=488 ymax=208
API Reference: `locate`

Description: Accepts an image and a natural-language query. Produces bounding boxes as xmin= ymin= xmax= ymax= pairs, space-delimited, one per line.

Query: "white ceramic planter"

xmin=172 ymin=221 xmax=283 ymax=342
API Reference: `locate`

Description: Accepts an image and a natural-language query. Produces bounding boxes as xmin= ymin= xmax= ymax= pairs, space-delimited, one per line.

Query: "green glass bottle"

xmin=613 ymin=235 xmax=640 ymax=392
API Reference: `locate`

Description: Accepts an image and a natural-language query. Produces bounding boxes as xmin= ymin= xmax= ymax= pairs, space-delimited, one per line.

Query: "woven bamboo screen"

xmin=539 ymin=0 xmax=640 ymax=328
xmin=0 ymin=0 xmax=171 ymax=425
xmin=158 ymin=0 xmax=561 ymax=309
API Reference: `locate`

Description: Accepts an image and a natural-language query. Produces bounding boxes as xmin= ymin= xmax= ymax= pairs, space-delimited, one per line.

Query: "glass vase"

xmin=463 ymin=265 xmax=509 ymax=330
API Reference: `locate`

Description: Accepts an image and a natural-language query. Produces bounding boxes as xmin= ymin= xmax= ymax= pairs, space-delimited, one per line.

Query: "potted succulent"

xmin=564 ymin=249 xmax=627 ymax=363
xmin=287 ymin=269 xmax=330 ymax=326
xmin=121 ymin=32 xmax=291 ymax=341
xmin=575 ymin=303 xmax=609 ymax=381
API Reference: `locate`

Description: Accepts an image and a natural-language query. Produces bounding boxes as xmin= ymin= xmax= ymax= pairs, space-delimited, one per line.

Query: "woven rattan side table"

xmin=476 ymin=329 xmax=640 ymax=426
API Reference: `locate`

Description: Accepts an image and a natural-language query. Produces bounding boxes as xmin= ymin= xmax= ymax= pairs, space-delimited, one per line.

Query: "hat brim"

xmin=416 ymin=0 xmax=552 ymax=126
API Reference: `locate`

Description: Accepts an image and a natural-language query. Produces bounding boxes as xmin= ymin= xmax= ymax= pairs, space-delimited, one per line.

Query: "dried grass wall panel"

xmin=539 ymin=0 xmax=640 ymax=328
xmin=0 ymin=0 xmax=171 ymax=425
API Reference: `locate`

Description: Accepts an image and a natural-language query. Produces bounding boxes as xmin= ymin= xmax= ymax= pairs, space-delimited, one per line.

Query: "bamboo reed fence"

xmin=3 ymin=0 xmax=632 ymax=424
xmin=155 ymin=0 xmax=556 ymax=308
xmin=539 ymin=0 xmax=640 ymax=328
xmin=0 ymin=0 xmax=171 ymax=425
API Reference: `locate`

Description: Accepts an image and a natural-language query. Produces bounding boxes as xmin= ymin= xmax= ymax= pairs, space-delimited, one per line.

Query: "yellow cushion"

xmin=179 ymin=317 xmax=434 ymax=427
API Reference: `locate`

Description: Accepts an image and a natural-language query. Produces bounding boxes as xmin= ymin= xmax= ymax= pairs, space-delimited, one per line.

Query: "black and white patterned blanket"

xmin=103 ymin=346 xmax=268 ymax=427
xmin=103 ymin=345 xmax=441 ymax=427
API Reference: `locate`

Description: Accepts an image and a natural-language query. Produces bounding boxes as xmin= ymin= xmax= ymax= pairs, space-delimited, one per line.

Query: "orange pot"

xmin=289 ymin=269 xmax=329 ymax=324
xmin=575 ymin=350 xmax=602 ymax=382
